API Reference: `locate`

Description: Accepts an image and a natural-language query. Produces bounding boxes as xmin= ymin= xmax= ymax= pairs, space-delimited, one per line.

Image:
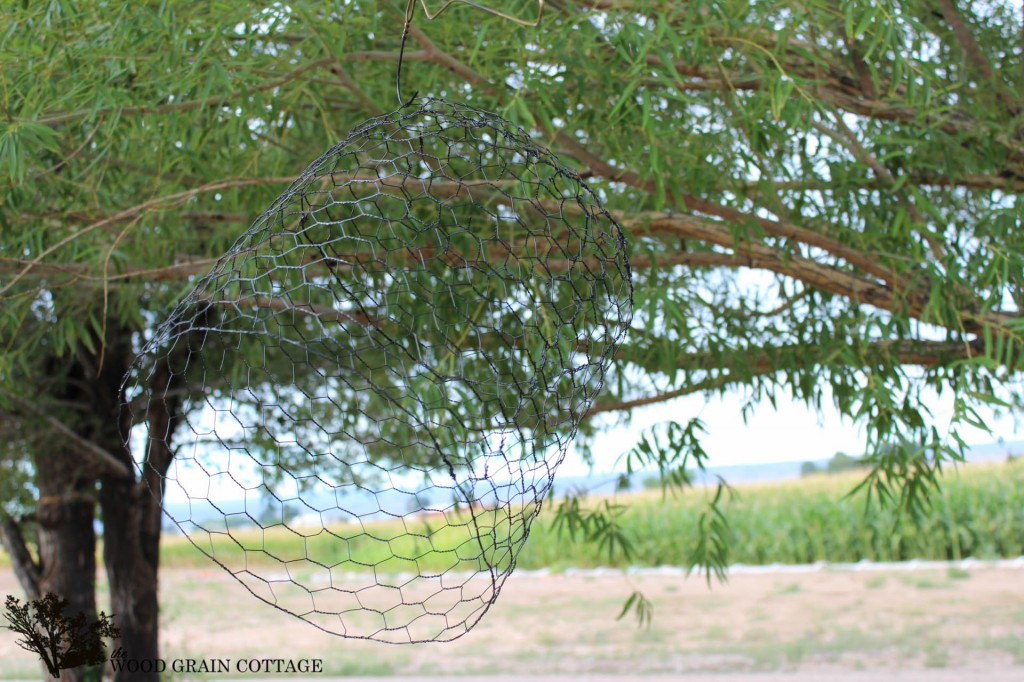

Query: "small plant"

xmin=2 ymin=593 xmax=120 ymax=678
xmin=774 ymin=582 xmax=802 ymax=595
xmin=947 ymin=566 xmax=971 ymax=580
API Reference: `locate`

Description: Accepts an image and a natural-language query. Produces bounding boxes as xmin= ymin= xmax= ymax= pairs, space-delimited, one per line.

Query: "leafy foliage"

xmin=1 ymin=0 xmax=1023 ymax=639
xmin=616 ymin=589 xmax=653 ymax=628
xmin=553 ymin=496 xmax=635 ymax=562
xmin=3 ymin=0 xmax=1022 ymax=455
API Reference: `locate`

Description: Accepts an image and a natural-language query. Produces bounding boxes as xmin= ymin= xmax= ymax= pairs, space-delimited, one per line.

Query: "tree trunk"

xmin=24 ymin=331 xmax=166 ymax=682
xmin=7 ymin=321 xmax=189 ymax=681
xmin=94 ymin=333 xmax=166 ymax=682
xmin=99 ymin=476 xmax=160 ymax=681
xmin=33 ymin=453 xmax=98 ymax=682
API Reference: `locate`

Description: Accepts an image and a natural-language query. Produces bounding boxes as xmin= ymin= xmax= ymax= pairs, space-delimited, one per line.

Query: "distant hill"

xmin=958 ymin=438 xmax=1024 ymax=463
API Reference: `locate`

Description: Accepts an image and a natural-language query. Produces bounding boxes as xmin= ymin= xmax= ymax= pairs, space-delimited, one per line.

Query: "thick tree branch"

xmin=846 ymin=41 xmax=878 ymax=100
xmin=9 ymin=171 xmax=1023 ymax=235
xmin=4 ymin=173 xmax=522 ymax=239
xmin=624 ymin=213 xmax=933 ymax=326
xmin=0 ymin=517 xmax=42 ymax=600
xmin=0 ymin=248 xmax=776 ymax=292
xmin=554 ymin=132 xmax=897 ymax=285
xmin=242 ymin=295 xmax=384 ymax=329
xmin=2 ymin=169 xmax=1015 ymax=342
xmin=0 ymin=173 xmax=536 ymax=288
xmin=559 ymin=134 xmax=1020 ymax=334
xmin=0 ymin=176 xmax=298 ymax=297
xmin=136 ymin=322 xmax=200 ymax=572
xmin=0 ymin=389 xmax=133 ymax=480
xmin=589 ymin=338 xmax=987 ymax=416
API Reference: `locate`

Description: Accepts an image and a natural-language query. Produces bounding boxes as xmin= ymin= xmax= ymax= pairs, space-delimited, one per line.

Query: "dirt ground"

xmin=1 ymin=562 xmax=1022 ymax=680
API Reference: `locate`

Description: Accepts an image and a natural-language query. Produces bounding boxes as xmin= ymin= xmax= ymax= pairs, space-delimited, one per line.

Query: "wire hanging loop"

xmin=396 ymin=0 xmax=546 ymax=106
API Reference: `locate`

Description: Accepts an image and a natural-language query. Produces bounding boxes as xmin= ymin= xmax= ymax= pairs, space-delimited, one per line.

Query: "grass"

xmin=904 ymin=576 xmax=948 ymax=590
xmin=982 ymin=635 xmax=1024 ymax=664
xmin=773 ymin=582 xmax=803 ymax=595
xmin=946 ymin=566 xmax=972 ymax=580
xmin=864 ymin=575 xmax=888 ymax=589
xmin=699 ymin=625 xmax=891 ymax=671
xmin=159 ymin=504 xmax=530 ymax=575
xmin=4 ymin=459 xmax=1021 ymax=574
xmin=513 ymin=458 xmax=1024 ymax=570
xmin=924 ymin=642 xmax=951 ymax=668
xmin=154 ymin=458 xmax=1024 ymax=572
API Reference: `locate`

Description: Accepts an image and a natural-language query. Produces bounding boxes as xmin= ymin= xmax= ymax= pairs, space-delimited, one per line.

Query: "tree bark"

xmin=32 ymin=455 xmax=98 ymax=682
xmin=99 ymin=474 xmax=160 ymax=681
xmin=13 ymin=325 xmax=168 ymax=682
xmin=0 ymin=516 xmax=42 ymax=602
xmin=93 ymin=331 xmax=165 ymax=682
xmin=6 ymin=318 xmax=188 ymax=682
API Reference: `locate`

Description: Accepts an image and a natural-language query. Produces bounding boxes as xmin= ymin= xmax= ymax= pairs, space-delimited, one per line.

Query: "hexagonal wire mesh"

xmin=124 ymin=97 xmax=632 ymax=643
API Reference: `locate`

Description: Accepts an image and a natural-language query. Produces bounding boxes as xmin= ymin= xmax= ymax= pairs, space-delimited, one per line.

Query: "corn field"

xmin=140 ymin=459 xmax=1024 ymax=573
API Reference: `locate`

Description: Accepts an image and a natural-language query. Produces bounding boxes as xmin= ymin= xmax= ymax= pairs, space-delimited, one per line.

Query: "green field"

xmin=3 ymin=459 xmax=1021 ymax=573
xmin=518 ymin=458 xmax=1024 ymax=569
xmin=154 ymin=458 xmax=1024 ymax=573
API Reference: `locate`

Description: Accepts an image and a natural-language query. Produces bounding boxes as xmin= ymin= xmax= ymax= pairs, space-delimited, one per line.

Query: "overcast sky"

xmin=566 ymin=385 xmax=1023 ymax=478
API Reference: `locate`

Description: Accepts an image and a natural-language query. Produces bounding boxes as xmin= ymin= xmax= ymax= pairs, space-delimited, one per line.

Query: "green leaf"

xmin=616 ymin=590 xmax=653 ymax=628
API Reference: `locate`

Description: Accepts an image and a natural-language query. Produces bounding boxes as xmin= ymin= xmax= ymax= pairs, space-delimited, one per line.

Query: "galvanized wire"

xmin=125 ymin=97 xmax=632 ymax=642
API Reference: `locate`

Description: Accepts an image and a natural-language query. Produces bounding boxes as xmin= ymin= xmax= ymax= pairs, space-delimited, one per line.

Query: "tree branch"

xmin=329 ymin=63 xmax=384 ymax=116
xmin=586 ymin=375 xmax=731 ymax=417
xmin=624 ymin=24 xmax=1024 ymax=170
xmin=624 ymin=213 xmax=935 ymax=328
xmin=34 ymin=52 xmax=422 ymax=127
xmin=735 ymin=174 xmax=1024 ymax=194
xmin=0 ymin=389 xmax=133 ymax=480
xmin=137 ymin=325 xmax=197 ymax=571
xmin=589 ymin=338 xmax=986 ymax=416
xmin=659 ymin=339 xmax=984 ymax=375
xmin=0 ymin=517 xmax=42 ymax=600
xmin=933 ymin=0 xmax=1016 ymax=111
xmin=846 ymin=40 xmax=878 ymax=100
xmin=0 ymin=172 xmax=550 ymax=291
xmin=406 ymin=24 xmax=491 ymax=87
xmin=243 ymin=295 xmax=384 ymax=329
xmin=558 ymin=134 xmax=1021 ymax=334
xmin=813 ymin=116 xmax=945 ymax=261
xmin=554 ymin=132 xmax=903 ymax=290
xmin=0 ymin=176 xmax=297 ymax=297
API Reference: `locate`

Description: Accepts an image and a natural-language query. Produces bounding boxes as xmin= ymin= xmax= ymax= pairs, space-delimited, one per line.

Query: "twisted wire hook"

xmin=397 ymin=0 xmax=420 ymax=107
xmin=396 ymin=0 xmax=545 ymax=107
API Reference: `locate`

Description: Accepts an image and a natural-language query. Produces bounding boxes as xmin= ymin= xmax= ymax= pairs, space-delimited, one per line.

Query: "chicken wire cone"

xmin=125 ymin=97 xmax=632 ymax=642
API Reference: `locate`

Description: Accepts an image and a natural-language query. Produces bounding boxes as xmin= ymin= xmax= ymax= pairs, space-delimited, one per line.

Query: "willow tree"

xmin=1 ymin=0 xmax=1022 ymax=678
